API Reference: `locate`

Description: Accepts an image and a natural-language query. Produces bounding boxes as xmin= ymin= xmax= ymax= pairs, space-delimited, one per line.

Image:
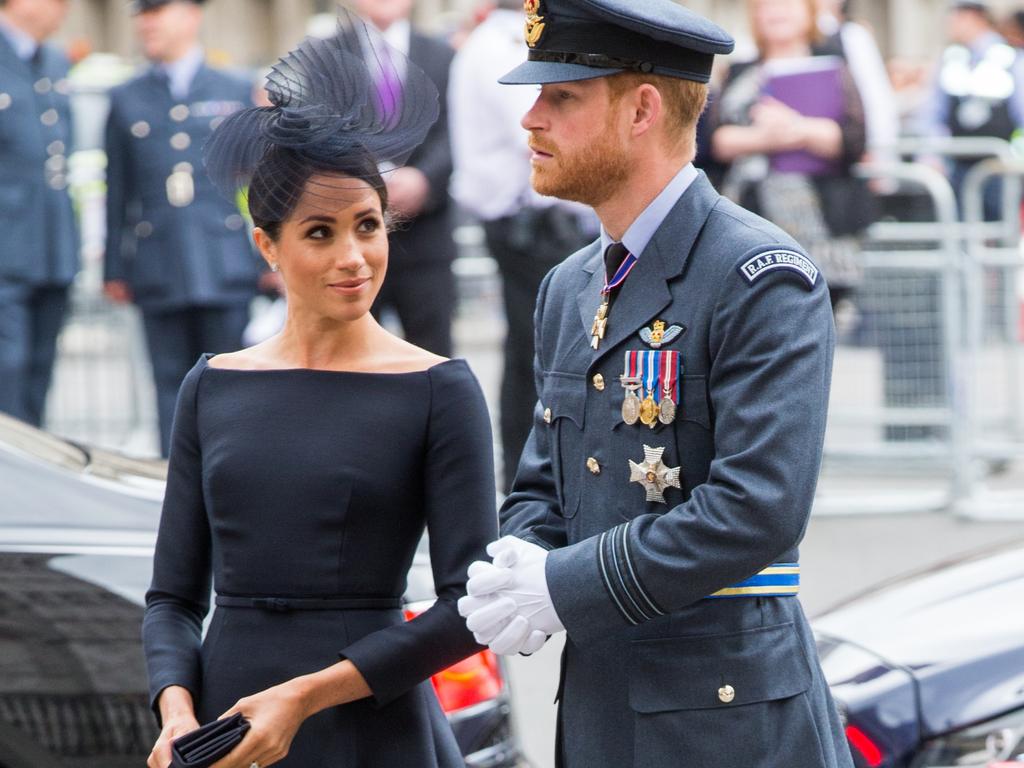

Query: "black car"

xmin=0 ymin=414 xmax=520 ymax=768
xmin=815 ymin=542 xmax=1024 ymax=768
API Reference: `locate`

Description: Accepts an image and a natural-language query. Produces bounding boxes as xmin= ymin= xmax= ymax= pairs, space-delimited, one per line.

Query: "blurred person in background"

xmin=1002 ymin=9 xmax=1024 ymax=49
xmin=918 ymin=0 xmax=1024 ymax=219
xmin=353 ymin=0 xmax=458 ymax=357
xmin=102 ymin=0 xmax=258 ymax=457
xmin=450 ymin=0 xmax=591 ymax=492
xmin=710 ymin=0 xmax=873 ymax=311
xmin=0 ymin=0 xmax=77 ymax=427
xmin=816 ymin=0 xmax=900 ymax=168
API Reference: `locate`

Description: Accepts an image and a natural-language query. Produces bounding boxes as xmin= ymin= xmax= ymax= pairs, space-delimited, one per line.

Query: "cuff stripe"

xmin=620 ymin=523 xmax=665 ymax=618
xmin=598 ymin=530 xmax=640 ymax=626
xmin=609 ymin=524 xmax=652 ymax=622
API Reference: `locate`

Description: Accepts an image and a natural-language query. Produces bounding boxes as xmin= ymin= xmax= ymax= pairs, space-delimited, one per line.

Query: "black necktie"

xmin=28 ymin=46 xmax=43 ymax=74
xmin=603 ymin=242 xmax=630 ymax=308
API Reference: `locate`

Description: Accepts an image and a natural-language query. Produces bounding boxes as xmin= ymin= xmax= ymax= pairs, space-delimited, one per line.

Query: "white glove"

xmin=468 ymin=537 xmax=565 ymax=638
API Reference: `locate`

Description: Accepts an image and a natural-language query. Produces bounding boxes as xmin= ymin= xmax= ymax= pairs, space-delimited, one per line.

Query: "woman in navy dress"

xmin=142 ymin=18 xmax=497 ymax=768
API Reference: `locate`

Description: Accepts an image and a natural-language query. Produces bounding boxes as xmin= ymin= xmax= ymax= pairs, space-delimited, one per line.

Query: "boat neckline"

xmin=200 ymin=353 xmax=463 ymax=376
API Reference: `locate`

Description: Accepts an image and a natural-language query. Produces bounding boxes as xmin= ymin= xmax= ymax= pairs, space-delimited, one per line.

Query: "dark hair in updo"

xmin=248 ymin=146 xmax=389 ymax=240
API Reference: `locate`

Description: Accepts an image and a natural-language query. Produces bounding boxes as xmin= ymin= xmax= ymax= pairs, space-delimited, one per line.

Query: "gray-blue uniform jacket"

xmin=501 ymin=172 xmax=854 ymax=768
xmin=0 ymin=36 xmax=78 ymax=286
xmin=103 ymin=65 xmax=258 ymax=312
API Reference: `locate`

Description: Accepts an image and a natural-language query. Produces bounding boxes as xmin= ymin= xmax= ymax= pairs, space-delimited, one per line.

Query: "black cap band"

xmin=533 ymin=16 xmax=715 ymax=82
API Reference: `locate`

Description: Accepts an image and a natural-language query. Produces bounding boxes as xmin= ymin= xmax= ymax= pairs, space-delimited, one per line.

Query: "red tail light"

xmin=845 ymin=724 xmax=884 ymax=768
xmin=405 ymin=605 xmax=505 ymax=714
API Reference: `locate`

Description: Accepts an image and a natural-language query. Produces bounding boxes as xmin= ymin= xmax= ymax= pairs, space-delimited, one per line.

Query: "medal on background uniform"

xmin=166 ymin=164 xmax=195 ymax=208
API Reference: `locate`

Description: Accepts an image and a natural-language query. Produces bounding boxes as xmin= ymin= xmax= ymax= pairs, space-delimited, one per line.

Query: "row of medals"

xmin=620 ymin=375 xmax=677 ymax=428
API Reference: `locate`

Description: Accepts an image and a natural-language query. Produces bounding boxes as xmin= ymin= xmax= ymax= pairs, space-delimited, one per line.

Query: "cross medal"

xmin=592 ymin=247 xmax=638 ymax=350
xmin=590 ymin=299 xmax=609 ymax=349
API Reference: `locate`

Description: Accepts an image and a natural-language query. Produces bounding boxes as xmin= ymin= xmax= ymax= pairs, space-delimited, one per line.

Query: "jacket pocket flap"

xmin=543 ymin=372 xmax=585 ymax=428
xmin=629 ymin=622 xmax=812 ymax=713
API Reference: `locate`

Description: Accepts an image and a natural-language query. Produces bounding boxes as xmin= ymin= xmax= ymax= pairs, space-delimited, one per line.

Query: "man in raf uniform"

xmin=103 ymin=0 xmax=258 ymax=456
xmin=459 ymin=1 xmax=855 ymax=767
xmin=0 ymin=0 xmax=77 ymax=427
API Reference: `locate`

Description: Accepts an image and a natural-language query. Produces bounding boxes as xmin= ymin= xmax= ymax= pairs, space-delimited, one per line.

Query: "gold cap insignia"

xmin=524 ymin=0 xmax=546 ymax=48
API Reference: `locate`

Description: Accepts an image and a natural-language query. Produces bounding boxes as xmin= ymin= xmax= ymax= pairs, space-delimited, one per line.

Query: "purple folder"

xmin=762 ymin=56 xmax=845 ymax=176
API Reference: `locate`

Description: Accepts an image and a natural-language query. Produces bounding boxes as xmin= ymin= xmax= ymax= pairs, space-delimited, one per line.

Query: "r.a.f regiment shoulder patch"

xmin=737 ymin=250 xmax=819 ymax=290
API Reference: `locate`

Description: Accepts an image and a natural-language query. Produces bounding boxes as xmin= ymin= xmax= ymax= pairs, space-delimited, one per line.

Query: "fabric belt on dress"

xmin=214 ymin=595 xmax=402 ymax=612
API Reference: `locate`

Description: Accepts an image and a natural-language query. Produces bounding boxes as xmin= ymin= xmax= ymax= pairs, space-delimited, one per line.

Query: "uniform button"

xmin=586 ymin=457 xmax=601 ymax=475
xmin=34 ymin=77 xmax=52 ymax=94
xmin=718 ymin=685 xmax=735 ymax=704
xmin=48 ymin=175 xmax=67 ymax=190
xmin=225 ymin=214 xmax=245 ymax=231
xmin=54 ymin=78 xmax=71 ymax=96
xmin=172 ymin=161 xmax=194 ymax=174
xmin=40 ymin=109 xmax=58 ymax=126
xmin=169 ymin=104 xmax=190 ymax=121
xmin=131 ymin=121 xmax=151 ymax=138
xmin=47 ymin=140 xmax=65 ymax=156
xmin=209 ymin=116 xmax=225 ymax=130
xmin=543 ymin=407 xmax=552 ymax=424
xmin=0 ymin=93 xmax=11 ymax=110
xmin=170 ymin=132 xmax=191 ymax=150
xmin=592 ymin=374 xmax=605 ymax=391
xmin=135 ymin=221 xmax=154 ymax=238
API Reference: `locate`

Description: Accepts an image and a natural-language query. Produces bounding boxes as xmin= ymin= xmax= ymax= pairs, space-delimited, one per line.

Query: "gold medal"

xmin=639 ymin=391 xmax=659 ymax=427
xmin=590 ymin=299 xmax=609 ymax=350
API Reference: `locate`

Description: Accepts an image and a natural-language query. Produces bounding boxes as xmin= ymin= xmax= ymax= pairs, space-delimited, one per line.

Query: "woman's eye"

xmin=357 ymin=218 xmax=381 ymax=233
xmin=307 ymin=226 xmax=330 ymax=239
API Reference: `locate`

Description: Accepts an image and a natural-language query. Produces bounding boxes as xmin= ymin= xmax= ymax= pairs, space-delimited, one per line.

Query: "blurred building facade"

xmin=57 ymin=0 xmax=1024 ymax=70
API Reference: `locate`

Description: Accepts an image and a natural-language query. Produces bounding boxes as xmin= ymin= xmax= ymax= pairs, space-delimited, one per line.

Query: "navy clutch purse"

xmin=171 ymin=713 xmax=250 ymax=768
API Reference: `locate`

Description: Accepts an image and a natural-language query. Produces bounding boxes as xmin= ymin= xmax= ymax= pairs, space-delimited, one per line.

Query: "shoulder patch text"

xmin=737 ymin=250 xmax=819 ymax=290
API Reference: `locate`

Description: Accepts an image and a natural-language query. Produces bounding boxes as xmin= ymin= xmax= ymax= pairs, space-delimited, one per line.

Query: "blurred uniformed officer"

xmin=459 ymin=1 xmax=854 ymax=767
xmin=103 ymin=0 xmax=258 ymax=456
xmin=0 ymin=0 xmax=76 ymax=427
xmin=921 ymin=0 xmax=1024 ymax=218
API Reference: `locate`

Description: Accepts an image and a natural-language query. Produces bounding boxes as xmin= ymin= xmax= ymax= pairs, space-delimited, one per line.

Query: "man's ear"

xmin=631 ymin=83 xmax=664 ymax=140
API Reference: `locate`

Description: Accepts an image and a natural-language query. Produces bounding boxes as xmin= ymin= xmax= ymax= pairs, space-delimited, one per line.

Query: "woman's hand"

xmin=148 ymin=711 xmax=201 ymax=768
xmin=210 ymin=679 xmax=312 ymax=768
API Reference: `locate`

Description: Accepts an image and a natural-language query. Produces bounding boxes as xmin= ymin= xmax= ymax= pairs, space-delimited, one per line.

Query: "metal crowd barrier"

xmin=817 ymin=136 xmax=1023 ymax=517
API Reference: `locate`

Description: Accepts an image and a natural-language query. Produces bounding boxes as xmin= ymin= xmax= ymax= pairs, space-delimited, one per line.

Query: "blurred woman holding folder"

xmin=141 ymin=12 xmax=497 ymax=768
xmin=710 ymin=0 xmax=875 ymax=309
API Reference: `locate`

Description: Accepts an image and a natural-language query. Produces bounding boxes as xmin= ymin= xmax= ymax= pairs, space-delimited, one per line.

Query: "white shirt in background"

xmin=449 ymin=9 xmax=569 ymax=221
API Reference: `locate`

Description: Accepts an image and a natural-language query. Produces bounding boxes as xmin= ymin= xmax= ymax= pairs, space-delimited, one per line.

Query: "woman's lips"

xmin=328 ymin=278 xmax=370 ymax=295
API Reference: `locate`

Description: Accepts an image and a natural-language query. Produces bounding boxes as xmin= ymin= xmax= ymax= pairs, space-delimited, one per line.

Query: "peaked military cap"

xmin=130 ymin=0 xmax=207 ymax=13
xmin=500 ymin=0 xmax=735 ymax=85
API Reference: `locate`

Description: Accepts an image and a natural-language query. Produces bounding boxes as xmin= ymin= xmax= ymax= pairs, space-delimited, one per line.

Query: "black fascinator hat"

xmin=204 ymin=8 xmax=440 ymax=232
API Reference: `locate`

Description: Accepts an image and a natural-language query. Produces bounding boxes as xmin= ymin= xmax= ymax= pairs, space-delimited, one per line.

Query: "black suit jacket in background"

xmin=389 ymin=30 xmax=456 ymax=267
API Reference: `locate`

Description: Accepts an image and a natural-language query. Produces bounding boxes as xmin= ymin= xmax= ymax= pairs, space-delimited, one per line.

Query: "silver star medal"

xmin=629 ymin=445 xmax=681 ymax=504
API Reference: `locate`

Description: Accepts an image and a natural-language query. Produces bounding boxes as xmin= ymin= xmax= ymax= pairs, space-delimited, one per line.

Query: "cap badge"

xmin=524 ymin=0 xmax=546 ymax=48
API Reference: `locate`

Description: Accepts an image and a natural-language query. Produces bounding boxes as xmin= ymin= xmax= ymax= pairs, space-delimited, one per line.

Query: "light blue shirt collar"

xmin=600 ymin=163 xmax=698 ymax=259
xmin=160 ymin=46 xmax=205 ymax=101
xmin=0 ymin=14 xmax=38 ymax=62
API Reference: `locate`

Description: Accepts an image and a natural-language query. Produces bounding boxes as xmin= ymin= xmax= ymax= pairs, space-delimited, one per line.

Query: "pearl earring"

xmin=270 ymin=263 xmax=280 ymax=273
